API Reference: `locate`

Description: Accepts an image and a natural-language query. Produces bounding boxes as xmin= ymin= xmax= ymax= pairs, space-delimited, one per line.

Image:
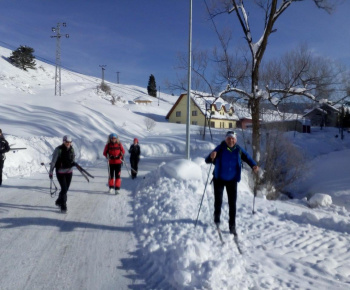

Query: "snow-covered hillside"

xmin=1 ymin=46 xmax=350 ymax=290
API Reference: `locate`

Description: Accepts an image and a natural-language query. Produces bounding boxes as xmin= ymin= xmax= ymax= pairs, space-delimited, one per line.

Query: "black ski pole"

xmin=40 ymin=162 xmax=58 ymax=197
xmin=252 ymin=171 xmax=259 ymax=214
xmin=195 ymin=163 xmax=213 ymax=227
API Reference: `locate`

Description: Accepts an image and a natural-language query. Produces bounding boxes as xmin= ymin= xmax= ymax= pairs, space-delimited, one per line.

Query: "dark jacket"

xmin=0 ymin=136 xmax=10 ymax=161
xmin=205 ymin=141 xmax=256 ymax=182
xmin=49 ymin=144 xmax=76 ymax=174
xmin=128 ymin=144 xmax=140 ymax=161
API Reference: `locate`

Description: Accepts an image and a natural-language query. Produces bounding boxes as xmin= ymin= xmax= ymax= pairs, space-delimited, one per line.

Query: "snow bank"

xmin=309 ymin=193 xmax=333 ymax=208
xmin=161 ymin=159 xmax=202 ymax=181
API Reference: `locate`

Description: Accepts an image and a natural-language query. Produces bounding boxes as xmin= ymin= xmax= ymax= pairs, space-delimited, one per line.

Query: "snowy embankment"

xmin=131 ymin=157 xmax=350 ymax=289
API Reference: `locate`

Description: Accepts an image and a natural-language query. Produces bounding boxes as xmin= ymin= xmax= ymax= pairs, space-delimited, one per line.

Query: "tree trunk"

xmin=251 ymin=98 xmax=260 ymax=163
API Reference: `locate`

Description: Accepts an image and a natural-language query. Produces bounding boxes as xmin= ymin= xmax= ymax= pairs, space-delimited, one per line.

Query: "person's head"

xmin=109 ymin=133 xmax=118 ymax=143
xmin=225 ymin=131 xmax=237 ymax=147
xmin=133 ymin=138 xmax=138 ymax=144
xmin=0 ymin=129 xmax=2 ymax=136
xmin=62 ymin=135 xmax=72 ymax=148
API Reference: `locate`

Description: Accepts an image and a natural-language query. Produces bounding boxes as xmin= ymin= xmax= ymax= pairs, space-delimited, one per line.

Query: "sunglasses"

xmin=64 ymin=141 xmax=72 ymax=143
xmin=111 ymin=137 xmax=117 ymax=139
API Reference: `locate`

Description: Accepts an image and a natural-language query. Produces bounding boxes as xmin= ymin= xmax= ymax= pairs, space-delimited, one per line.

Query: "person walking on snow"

xmin=103 ymin=133 xmax=125 ymax=194
xmin=205 ymin=131 xmax=259 ymax=236
xmin=128 ymin=138 xmax=140 ymax=179
xmin=49 ymin=135 xmax=76 ymax=212
xmin=0 ymin=129 xmax=10 ymax=186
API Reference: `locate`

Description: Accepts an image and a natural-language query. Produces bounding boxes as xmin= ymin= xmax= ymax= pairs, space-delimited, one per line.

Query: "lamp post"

xmin=99 ymin=65 xmax=106 ymax=85
xmin=185 ymin=0 xmax=193 ymax=160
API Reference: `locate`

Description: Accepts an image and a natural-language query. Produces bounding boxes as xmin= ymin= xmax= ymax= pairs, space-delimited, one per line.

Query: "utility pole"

xmin=99 ymin=65 xmax=106 ymax=85
xmin=51 ymin=22 xmax=69 ymax=96
xmin=116 ymin=71 xmax=120 ymax=84
xmin=186 ymin=0 xmax=193 ymax=160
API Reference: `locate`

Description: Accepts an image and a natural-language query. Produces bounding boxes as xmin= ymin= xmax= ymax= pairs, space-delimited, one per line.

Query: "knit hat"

xmin=225 ymin=131 xmax=237 ymax=139
xmin=109 ymin=133 xmax=118 ymax=139
xmin=63 ymin=135 xmax=72 ymax=142
xmin=134 ymin=138 xmax=139 ymax=143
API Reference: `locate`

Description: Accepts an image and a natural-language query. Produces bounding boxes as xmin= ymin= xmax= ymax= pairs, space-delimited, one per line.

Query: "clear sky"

xmin=0 ymin=0 xmax=349 ymax=93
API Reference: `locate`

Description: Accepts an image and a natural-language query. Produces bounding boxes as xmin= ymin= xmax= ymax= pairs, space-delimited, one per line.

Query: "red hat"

xmin=134 ymin=138 xmax=139 ymax=143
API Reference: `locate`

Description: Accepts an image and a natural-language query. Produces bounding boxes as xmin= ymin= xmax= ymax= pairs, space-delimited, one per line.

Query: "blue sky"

xmin=0 ymin=0 xmax=349 ymax=93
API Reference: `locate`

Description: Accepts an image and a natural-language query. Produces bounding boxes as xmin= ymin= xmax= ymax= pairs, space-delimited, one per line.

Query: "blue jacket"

xmin=205 ymin=141 xmax=257 ymax=182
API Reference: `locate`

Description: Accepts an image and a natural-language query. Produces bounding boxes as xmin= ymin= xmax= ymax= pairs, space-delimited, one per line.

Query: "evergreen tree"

xmin=147 ymin=74 xmax=157 ymax=98
xmin=9 ymin=45 xmax=36 ymax=71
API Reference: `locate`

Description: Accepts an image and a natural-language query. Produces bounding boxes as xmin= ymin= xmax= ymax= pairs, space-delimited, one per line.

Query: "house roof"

xmin=303 ymin=103 xmax=339 ymax=117
xmin=134 ymin=96 xmax=153 ymax=102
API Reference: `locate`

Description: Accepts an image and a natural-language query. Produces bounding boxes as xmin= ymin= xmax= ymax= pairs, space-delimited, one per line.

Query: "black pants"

xmin=130 ymin=158 xmax=139 ymax=178
xmin=109 ymin=163 xmax=121 ymax=189
xmin=0 ymin=158 xmax=4 ymax=186
xmin=56 ymin=172 xmax=72 ymax=206
xmin=213 ymin=178 xmax=238 ymax=228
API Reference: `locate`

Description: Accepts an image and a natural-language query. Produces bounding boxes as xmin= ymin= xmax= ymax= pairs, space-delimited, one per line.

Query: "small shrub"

xmin=144 ymin=117 xmax=156 ymax=131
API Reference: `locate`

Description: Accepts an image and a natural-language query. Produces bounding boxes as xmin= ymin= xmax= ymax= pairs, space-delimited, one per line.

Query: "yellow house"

xmin=165 ymin=93 xmax=239 ymax=129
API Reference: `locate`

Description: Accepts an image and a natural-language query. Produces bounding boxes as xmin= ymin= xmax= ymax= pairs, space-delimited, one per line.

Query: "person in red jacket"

xmin=103 ymin=133 xmax=125 ymax=194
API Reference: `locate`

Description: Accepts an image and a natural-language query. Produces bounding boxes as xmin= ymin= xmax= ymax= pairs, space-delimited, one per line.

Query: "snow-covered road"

xmin=0 ymin=160 xmax=145 ymax=290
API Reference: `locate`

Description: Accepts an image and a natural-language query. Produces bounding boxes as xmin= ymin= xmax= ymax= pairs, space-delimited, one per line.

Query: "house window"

xmin=176 ymin=111 xmax=181 ymax=117
xmin=192 ymin=121 xmax=198 ymax=125
xmin=210 ymin=121 xmax=215 ymax=128
xmin=229 ymin=123 xmax=233 ymax=128
xmin=192 ymin=110 xmax=198 ymax=116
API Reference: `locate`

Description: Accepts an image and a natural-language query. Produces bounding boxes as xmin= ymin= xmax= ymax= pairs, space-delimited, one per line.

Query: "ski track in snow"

xmin=0 ymin=160 xmax=144 ymax=290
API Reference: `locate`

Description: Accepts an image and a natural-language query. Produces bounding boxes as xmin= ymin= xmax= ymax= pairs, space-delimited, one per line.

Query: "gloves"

xmin=49 ymin=173 xmax=53 ymax=180
xmin=71 ymin=162 xmax=76 ymax=166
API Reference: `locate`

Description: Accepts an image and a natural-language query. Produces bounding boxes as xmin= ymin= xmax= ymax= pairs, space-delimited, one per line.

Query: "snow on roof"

xmin=191 ymin=95 xmax=239 ymax=120
xmin=134 ymin=96 xmax=153 ymax=102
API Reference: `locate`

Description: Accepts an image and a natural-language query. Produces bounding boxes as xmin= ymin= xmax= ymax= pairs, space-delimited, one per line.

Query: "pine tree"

xmin=9 ymin=45 xmax=36 ymax=71
xmin=147 ymin=74 xmax=157 ymax=98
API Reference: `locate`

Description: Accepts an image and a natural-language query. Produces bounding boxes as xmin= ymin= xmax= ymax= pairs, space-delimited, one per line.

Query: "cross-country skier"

xmin=0 ymin=129 xmax=10 ymax=186
xmin=128 ymin=138 xmax=140 ymax=179
xmin=205 ymin=131 xmax=259 ymax=235
xmin=103 ymin=133 xmax=125 ymax=194
xmin=49 ymin=135 xmax=76 ymax=212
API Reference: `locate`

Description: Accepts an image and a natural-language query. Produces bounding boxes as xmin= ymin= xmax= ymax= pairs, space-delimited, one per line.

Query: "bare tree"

xmin=261 ymin=127 xmax=309 ymax=199
xmin=144 ymin=117 xmax=156 ymax=131
xmin=206 ymin=0 xmax=339 ymax=163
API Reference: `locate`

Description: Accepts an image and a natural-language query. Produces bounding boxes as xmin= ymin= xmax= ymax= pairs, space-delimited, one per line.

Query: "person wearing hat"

xmin=49 ymin=135 xmax=76 ymax=212
xmin=128 ymin=138 xmax=141 ymax=179
xmin=205 ymin=131 xmax=259 ymax=236
xmin=103 ymin=133 xmax=125 ymax=194
xmin=0 ymin=129 xmax=10 ymax=186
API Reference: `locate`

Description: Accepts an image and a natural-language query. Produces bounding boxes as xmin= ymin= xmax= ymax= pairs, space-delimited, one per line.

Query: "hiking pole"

xmin=120 ymin=153 xmax=131 ymax=177
xmin=252 ymin=170 xmax=259 ymax=214
xmin=40 ymin=162 xmax=58 ymax=197
xmin=107 ymin=158 xmax=110 ymax=184
xmin=195 ymin=163 xmax=213 ymax=227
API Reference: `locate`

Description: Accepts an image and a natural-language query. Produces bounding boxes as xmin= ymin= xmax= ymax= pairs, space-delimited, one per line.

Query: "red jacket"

xmin=103 ymin=142 xmax=125 ymax=165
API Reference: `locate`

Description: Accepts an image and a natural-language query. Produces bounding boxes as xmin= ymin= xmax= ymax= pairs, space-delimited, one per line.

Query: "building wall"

xmin=167 ymin=94 xmax=237 ymax=128
xmin=209 ymin=118 xmax=236 ymax=129
xmin=167 ymin=97 xmax=206 ymax=126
